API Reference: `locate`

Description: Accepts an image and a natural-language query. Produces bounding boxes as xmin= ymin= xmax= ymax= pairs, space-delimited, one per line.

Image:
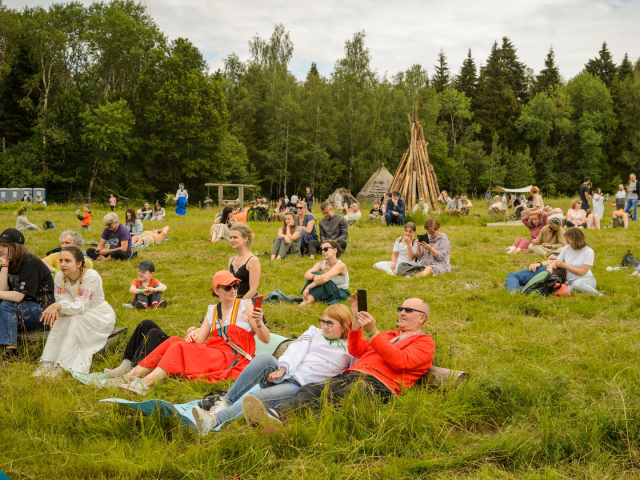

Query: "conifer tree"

xmin=432 ymin=49 xmax=450 ymax=92
xmin=585 ymin=42 xmax=617 ymax=87
xmin=455 ymin=49 xmax=478 ymax=101
xmin=617 ymin=53 xmax=633 ymax=81
xmin=533 ymin=46 xmax=561 ymax=94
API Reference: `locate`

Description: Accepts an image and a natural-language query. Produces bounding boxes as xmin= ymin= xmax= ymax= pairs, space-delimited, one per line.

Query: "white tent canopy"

xmin=492 ymin=185 xmax=533 ymax=193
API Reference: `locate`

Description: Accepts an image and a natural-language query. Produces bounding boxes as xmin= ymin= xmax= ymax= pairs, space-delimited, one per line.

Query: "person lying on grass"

xmin=191 ymin=303 xmax=354 ymax=434
xmin=271 ymin=212 xmax=301 ymax=260
xmin=300 ymin=240 xmax=350 ymax=306
xmin=119 ymin=270 xmax=270 ymax=394
xmin=35 ymin=247 xmax=115 ymax=378
xmin=131 ymin=226 xmax=170 ymax=247
xmin=531 ymin=227 xmax=602 ymax=296
xmin=504 ymin=260 xmax=567 ymax=292
xmin=241 ymin=295 xmax=435 ymax=430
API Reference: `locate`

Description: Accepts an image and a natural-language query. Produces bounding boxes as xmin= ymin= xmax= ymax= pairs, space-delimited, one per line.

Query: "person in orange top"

xmin=129 ymin=261 xmax=167 ymax=310
xmin=241 ymin=295 xmax=435 ymax=428
xmin=74 ymin=204 xmax=92 ymax=230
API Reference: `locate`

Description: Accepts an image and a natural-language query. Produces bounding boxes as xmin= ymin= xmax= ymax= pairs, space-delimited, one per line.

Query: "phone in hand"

xmin=252 ymin=295 xmax=264 ymax=309
xmin=417 ymin=233 xmax=430 ymax=244
xmin=356 ymin=289 xmax=367 ymax=313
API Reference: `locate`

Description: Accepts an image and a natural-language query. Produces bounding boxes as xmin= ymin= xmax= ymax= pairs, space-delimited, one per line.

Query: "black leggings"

xmin=86 ymin=248 xmax=132 ymax=260
xmin=273 ymin=371 xmax=392 ymax=417
xmin=565 ymin=221 xmax=587 ymax=228
xmin=123 ymin=319 xmax=169 ymax=365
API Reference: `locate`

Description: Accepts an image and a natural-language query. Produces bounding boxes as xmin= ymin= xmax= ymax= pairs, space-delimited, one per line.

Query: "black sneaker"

xmin=156 ymin=300 xmax=168 ymax=309
xmin=134 ymin=301 xmax=148 ymax=310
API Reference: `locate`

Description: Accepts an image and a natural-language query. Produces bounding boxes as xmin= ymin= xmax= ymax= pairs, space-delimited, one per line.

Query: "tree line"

xmin=1 ymin=0 xmax=639 ymax=203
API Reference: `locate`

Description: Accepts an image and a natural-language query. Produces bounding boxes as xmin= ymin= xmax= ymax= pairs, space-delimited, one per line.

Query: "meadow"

xmin=1 ymin=198 xmax=640 ymax=480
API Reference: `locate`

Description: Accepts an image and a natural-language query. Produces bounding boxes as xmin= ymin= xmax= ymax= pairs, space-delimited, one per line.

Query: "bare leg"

xmin=141 ymin=367 xmax=167 ymax=387
xmin=270 ymin=254 xmax=276 ymax=260
xmin=593 ymin=214 xmax=600 ymax=229
xmin=126 ymin=365 xmax=152 ymax=381
xmin=414 ymin=266 xmax=434 ymax=278
xmin=299 ymin=294 xmax=316 ymax=307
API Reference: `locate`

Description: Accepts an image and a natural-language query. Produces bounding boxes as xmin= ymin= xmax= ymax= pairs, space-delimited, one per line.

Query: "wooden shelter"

xmin=205 ymin=183 xmax=256 ymax=207
xmin=389 ymin=103 xmax=440 ymax=213
xmin=357 ymin=164 xmax=393 ymax=204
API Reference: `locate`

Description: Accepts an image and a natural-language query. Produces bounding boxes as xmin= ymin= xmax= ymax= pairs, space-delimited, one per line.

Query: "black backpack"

xmin=621 ymin=250 xmax=640 ymax=268
xmin=522 ymin=270 xmax=563 ymax=296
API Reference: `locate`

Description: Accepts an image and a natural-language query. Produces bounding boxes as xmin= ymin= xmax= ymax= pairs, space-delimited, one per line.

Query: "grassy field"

xmin=1 ymin=198 xmax=640 ymax=479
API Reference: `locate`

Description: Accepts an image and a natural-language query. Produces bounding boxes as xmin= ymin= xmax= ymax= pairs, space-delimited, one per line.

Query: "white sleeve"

xmin=392 ymin=240 xmax=401 ymax=253
xmin=205 ymin=305 xmax=216 ymax=329
xmin=57 ymin=271 xmax=102 ymax=316
xmin=583 ymin=248 xmax=595 ymax=267
xmin=278 ymin=326 xmax=317 ymax=377
xmin=557 ymin=246 xmax=568 ymax=263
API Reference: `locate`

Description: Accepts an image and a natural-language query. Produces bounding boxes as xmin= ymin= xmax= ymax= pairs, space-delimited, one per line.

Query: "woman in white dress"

xmin=373 ymin=222 xmax=420 ymax=275
xmin=592 ymin=188 xmax=605 ymax=220
xmin=35 ymin=247 xmax=115 ymax=378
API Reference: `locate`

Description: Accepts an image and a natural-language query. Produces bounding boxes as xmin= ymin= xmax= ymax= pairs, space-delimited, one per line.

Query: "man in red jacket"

xmin=242 ymin=296 xmax=435 ymax=428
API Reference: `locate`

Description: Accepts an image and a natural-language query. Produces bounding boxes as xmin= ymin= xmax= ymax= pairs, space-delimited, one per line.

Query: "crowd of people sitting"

xmin=1 ymin=176 xmax=637 ymax=437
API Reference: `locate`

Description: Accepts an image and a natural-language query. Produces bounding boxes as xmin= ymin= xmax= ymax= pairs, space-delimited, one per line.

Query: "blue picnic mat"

xmin=71 ymin=371 xmax=123 ymax=388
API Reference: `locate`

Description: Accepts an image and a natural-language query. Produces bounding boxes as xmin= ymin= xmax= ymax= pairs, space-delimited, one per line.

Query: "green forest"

xmin=0 ymin=0 xmax=639 ymax=202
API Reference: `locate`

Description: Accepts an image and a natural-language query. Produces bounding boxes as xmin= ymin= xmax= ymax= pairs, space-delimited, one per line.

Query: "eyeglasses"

xmin=321 ymin=247 xmax=335 ymax=253
xmin=397 ymin=306 xmax=427 ymax=315
xmin=220 ymin=284 xmax=239 ymax=292
xmin=296 ymin=206 xmax=304 ymax=210
xmin=318 ymin=319 xmax=336 ymax=327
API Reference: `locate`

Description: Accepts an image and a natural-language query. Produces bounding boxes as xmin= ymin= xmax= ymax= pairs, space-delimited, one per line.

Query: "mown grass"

xmin=1 ymin=198 xmax=640 ymax=479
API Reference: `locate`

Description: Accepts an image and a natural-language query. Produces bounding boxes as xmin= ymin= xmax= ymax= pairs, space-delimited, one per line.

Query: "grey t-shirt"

xmin=628 ymin=181 xmax=638 ymax=200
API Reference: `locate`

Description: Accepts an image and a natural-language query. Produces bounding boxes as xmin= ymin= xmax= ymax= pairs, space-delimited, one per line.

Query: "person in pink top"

xmin=506 ymin=210 xmax=547 ymax=254
xmin=109 ymin=194 xmax=116 ymax=212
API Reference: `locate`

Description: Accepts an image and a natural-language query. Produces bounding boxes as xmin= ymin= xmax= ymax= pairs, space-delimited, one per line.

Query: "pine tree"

xmin=308 ymin=61 xmax=319 ymax=78
xmin=617 ymin=53 xmax=633 ymax=81
xmin=432 ymin=49 xmax=450 ymax=92
xmin=499 ymin=37 xmax=528 ymax=102
xmin=585 ymin=41 xmax=617 ymax=87
xmin=455 ymin=49 xmax=478 ymax=100
xmin=533 ymin=46 xmax=561 ymax=94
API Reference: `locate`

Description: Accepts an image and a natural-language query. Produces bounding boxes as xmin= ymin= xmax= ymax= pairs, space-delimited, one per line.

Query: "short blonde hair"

xmin=322 ymin=304 xmax=352 ymax=339
xmin=230 ymin=223 xmax=254 ymax=248
xmin=103 ymin=212 xmax=119 ymax=225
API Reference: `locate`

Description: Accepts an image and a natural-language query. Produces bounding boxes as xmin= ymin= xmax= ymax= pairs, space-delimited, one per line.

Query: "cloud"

xmin=5 ymin=0 xmax=640 ymax=80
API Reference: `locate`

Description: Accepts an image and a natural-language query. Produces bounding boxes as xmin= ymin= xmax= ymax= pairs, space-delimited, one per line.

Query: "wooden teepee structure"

xmin=389 ymin=102 xmax=440 ymax=213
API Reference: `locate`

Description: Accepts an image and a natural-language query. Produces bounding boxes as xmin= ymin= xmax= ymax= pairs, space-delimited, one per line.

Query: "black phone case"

xmin=357 ymin=290 xmax=367 ymax=312
xmin=417 ymin=234 xmax=430 ymax=244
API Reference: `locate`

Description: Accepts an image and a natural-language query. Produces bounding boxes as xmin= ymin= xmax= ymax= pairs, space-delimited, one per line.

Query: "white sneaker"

xmin=33 ymin=362 xmax=55 ymax=378
xmin=242 ymin=395 xmax=283 ymax=430
xmin=192 ymin=406 xmax=219 ymax=434
xmin=45 ymin=366 xmax=65 ymax=379
xmin=118 ymin=377 xmax=149 ymax=395
xmin=208 ymin=397 xmax=231 ymax=415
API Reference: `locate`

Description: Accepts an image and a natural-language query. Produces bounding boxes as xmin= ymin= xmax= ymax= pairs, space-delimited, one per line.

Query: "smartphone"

xmin=417 ymin=233 xmax=430 ymax=244
xmin=253 ymin=295 xmax=264 ymax=309
xmin=356 ymin=290 xmax=367 ymax=313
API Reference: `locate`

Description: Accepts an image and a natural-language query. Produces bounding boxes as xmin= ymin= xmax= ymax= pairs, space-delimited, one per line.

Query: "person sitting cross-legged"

xmin=86 ymin=213 xmax=133 ymax=262
xmin=129 ymin=261 xmax=168 ymax=310
xmin=191 ymin=304 xmax=354 ymax=434
xmin=527 ymin=218 xmax=566 ymax=257
xmin=385 ymin=191 xmax=405 ymax=226
xmin=300 ymin=240 xmax=350 ymax=306
xmin=445 ymin=195 xmax=462 ymax=215
xmin=241 ymin=295 xmax=435 ymax=430
xmin=42 ymin=230 xmax=94 ymax=274
xmin=271 ymin=212 xmax=301 ymax=260
xmin=307 ymin=202 xmax=348 ymax=257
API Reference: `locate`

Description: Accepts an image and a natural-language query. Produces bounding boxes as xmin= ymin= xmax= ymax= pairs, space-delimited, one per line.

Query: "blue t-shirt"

xmin=101 ymin=224 xmax=132 ymax=253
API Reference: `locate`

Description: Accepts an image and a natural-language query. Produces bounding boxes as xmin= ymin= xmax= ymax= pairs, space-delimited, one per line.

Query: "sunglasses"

xmin=296 ymin=206 xmax=304 ymax=210
xmin=220 ymin=284 xmax=239 ymax=292
xmin=318 ymin=319 xmax=336 ymax=327
xmin=321 ymin=246 xmax=335 ymax=253
xmin=397 ymin=306 xmax=427 ymax=315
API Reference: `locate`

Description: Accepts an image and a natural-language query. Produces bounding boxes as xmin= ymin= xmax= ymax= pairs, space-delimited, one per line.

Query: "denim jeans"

xmin=213 ymin=353 xmax=301 ymax=424
xmin=306 ymin=201 xmax=313 ymax=212
xmin=504 ymin=266 xmax=547 ymax=291
xmin=385 ymin=212 xmax=405 ymax=226
xmin=625 ymin=198 xmax=638 ymax=221
xmin=0 ymin=300 xmax=45 ymax=347
xmin=22 ymin=225 xmax=39 ymax=231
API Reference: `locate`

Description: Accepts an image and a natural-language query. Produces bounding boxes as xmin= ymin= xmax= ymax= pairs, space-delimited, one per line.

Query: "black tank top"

xmin=230 ymin=255 xmax=254 ymax=298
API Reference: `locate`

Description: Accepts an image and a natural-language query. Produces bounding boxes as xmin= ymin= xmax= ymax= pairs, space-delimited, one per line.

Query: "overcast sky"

xmin=5 ymin=0 xmax=639 ymax=81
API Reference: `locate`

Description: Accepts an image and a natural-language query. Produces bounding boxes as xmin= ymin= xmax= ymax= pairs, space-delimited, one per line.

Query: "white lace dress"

xmin=40 ymin=269 xmax=116 ymax=373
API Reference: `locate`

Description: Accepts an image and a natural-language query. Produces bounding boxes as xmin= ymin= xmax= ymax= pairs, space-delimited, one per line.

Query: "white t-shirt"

xmin=557 ymin=245 xmax=595 ymax=282
xmin=205 ymin=299 xmax=252 ymax=332
xmin=290 ymin=195 xmax=298 ymax=204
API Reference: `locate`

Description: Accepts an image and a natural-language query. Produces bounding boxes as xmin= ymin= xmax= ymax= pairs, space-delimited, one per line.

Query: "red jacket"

xmin=347 ymin=328 xmax=435 ymax=395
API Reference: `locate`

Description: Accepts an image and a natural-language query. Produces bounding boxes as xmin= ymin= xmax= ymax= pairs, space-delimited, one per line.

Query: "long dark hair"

xmin=125 ymin=209 xmax=136 ymax=225
xmin=6 ymin=243 xmax=29 ymax=274
xmin=220 ymin=206 xmax=233 ymax=225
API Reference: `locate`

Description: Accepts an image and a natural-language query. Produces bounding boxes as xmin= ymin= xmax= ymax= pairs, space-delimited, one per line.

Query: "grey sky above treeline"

xmin=5 ymin=0 xmax=640 ymax=80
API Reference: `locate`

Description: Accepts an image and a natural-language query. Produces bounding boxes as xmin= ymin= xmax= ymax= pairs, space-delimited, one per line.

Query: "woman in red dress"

xmin=119 ymin=271 xmax=270 ymax=394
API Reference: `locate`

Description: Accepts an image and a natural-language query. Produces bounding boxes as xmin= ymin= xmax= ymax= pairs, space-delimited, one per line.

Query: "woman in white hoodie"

xmin=192 ymin=303 xmax=354 ymax=433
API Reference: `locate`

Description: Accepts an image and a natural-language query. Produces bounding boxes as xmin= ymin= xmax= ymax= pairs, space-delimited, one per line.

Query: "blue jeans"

xmin=213 ymin=353 xmax=301 ymax=424
xmin=624 ymin=198 xmax=638 ymax=221
xmin=306 ymin=201 xmax=312 ymax=212
xmin=385 ymin=211 xmax=405 ymax=226
xmin=0 ymin=300 xmax=45 ymax=347
xmin=504 ymin=266 xmax=547 ymax=292
xmin=22 ymin=225 xmax=39 ymax=231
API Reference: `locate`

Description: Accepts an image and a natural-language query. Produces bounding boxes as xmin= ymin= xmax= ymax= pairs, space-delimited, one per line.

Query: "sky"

xmin=4 ymin=0 xmax=640 ymax=80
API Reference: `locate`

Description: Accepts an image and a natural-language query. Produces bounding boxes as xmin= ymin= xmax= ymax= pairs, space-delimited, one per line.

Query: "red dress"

xmin=138 ymin=299 xmax=256 ymax=382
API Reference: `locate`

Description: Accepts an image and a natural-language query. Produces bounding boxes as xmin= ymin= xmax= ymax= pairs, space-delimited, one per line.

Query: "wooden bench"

xmin=19 ymin=326 xmax=128 ymax=354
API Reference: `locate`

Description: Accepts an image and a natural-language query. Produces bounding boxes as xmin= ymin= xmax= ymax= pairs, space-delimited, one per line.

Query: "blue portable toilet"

xmin=0 ymin=189 xmax=8 ymax=204
xmin=33 ymin=187 xmax=46 ymax=201
xmin=9 ymin=188 xmax=21 ymax=202
xmin=20 ymin=188 xmax=33 ymax=201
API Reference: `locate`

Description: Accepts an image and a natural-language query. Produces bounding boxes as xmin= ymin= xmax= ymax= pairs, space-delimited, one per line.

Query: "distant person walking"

xmin=109 ymin=194 xmax=116 ymax=212
xmin=625 ymin=173 xmax=638 ymax=221
xmin=579 ymin=177 xmax=590 ymax=211
xmin=174 ymin=183 xmax=188 ymax=216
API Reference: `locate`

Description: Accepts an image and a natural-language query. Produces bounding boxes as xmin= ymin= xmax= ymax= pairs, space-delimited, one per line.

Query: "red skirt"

xmin=137 ymin=326 xmax=256 ymax=382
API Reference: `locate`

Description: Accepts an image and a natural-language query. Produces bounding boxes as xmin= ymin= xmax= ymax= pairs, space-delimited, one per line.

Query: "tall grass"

xmin=1 ymin=198 xmax=640 ymax=479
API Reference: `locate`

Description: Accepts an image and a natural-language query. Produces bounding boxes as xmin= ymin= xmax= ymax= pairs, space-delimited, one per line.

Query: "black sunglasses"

xmin=321 ymin=246 xmax=335 ymax=253
xmin=397 ymin=306 xmax=427 ymax=315
xmin=296 ymin=206 xmax=304 ymax=210
xmin=318 ymin=319 xmax=336 ymax=327
xmin=220 ymin=284 xmax=239 ymax=292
